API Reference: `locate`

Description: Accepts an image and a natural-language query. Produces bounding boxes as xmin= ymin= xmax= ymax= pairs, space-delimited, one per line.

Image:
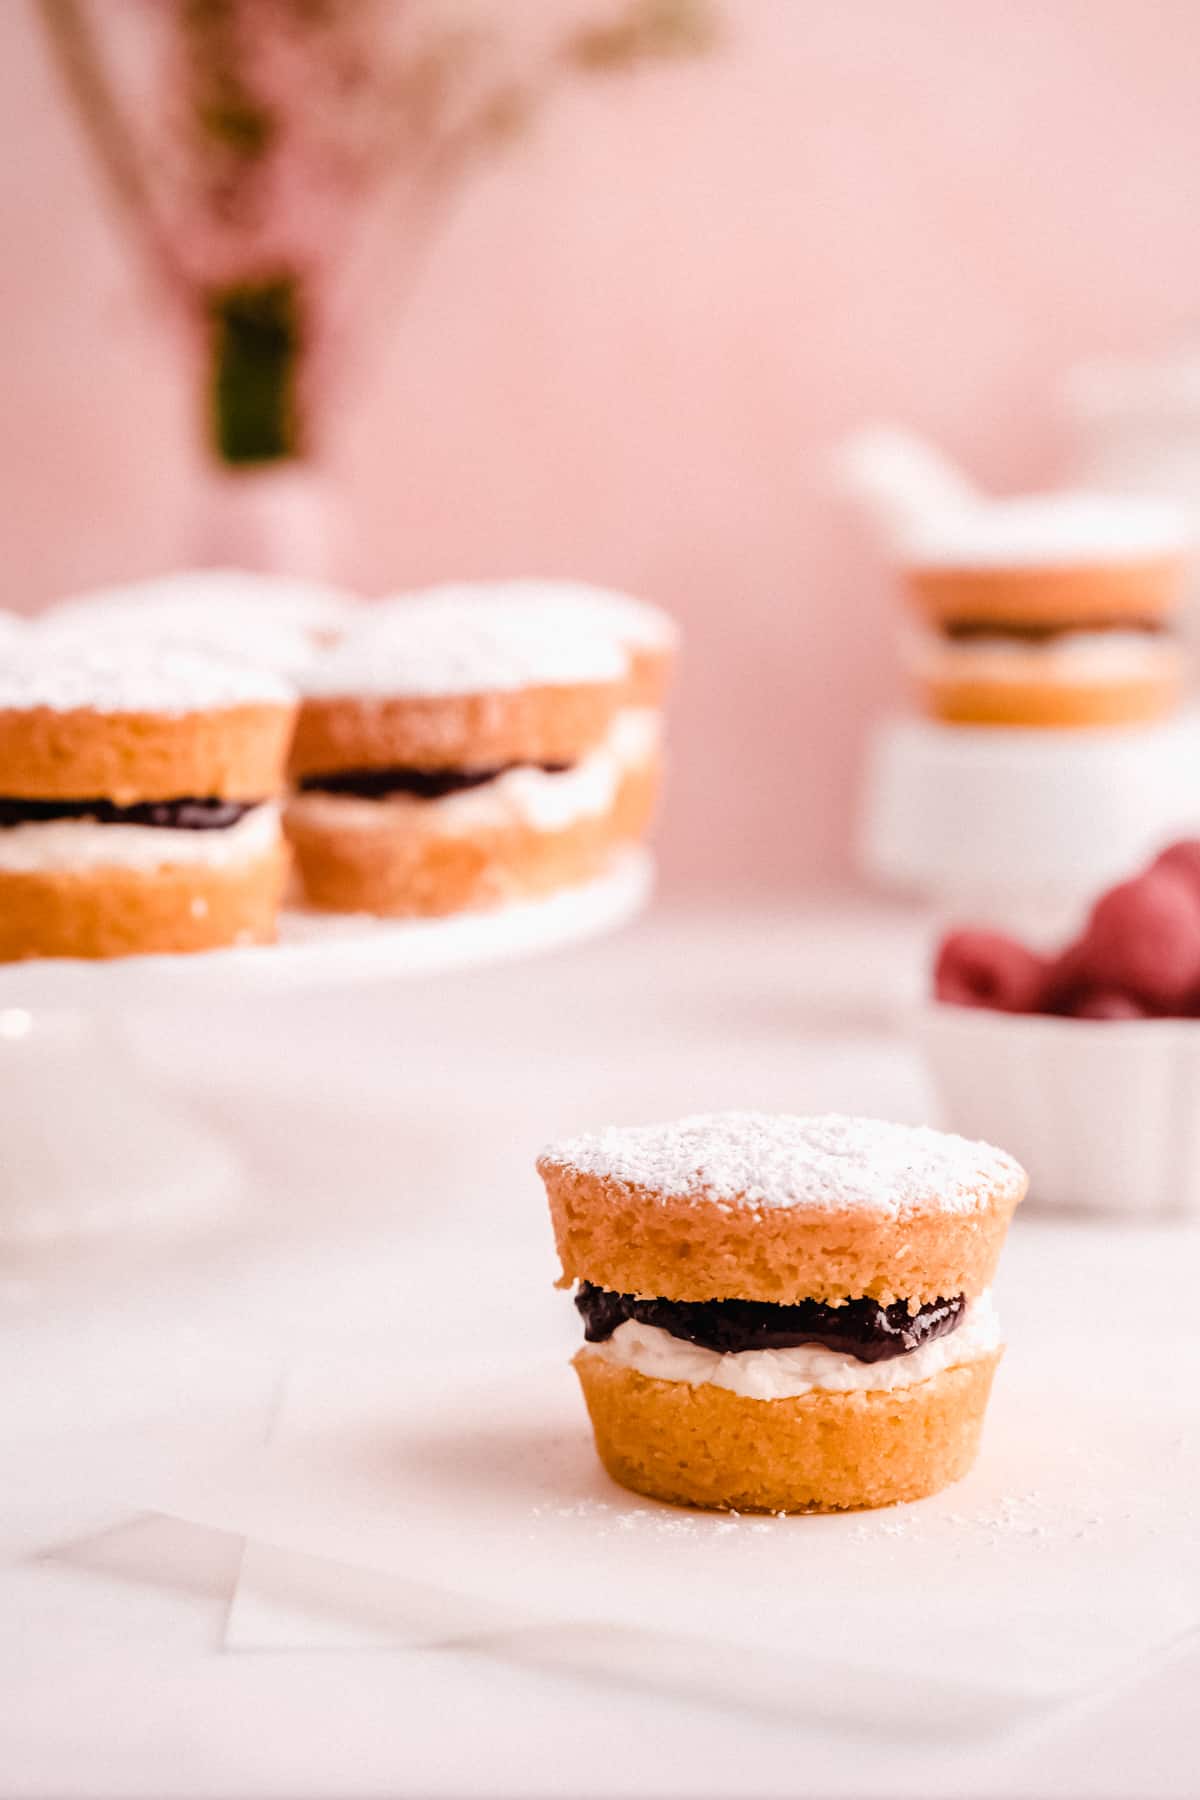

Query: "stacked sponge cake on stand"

xmin=287 ymin=582 xmax=672 ymax=920
xmin=0 ymin=571 xmax=673 ymax=1243
xmin=0 ymin=645 xmax=295 ymax=962
xmin=845 ymin=432 xmax=1200 ymax=934
xmin=899 ymin=492 xmax=1188 ymax=729
xmin=0 ymin=571 xmax=674 ymax=958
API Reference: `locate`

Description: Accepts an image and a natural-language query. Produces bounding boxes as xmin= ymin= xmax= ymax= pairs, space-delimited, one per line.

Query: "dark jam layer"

xmin=942 ymin=618 xmax=1166 ymax=643
xmin=298 ymin=764 xmax=571 ymax=801
xmin=575 ymin=1283 xmax=965 ymax=1364
xmin=0 ymin=797 xmax=256 ymax=831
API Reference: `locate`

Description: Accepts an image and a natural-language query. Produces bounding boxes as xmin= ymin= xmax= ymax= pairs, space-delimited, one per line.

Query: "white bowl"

xmin=916 ymin=1001 xmax=1200 ymax=1218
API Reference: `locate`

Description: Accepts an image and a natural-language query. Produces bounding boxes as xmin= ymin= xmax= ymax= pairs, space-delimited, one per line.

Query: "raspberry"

xmin=1076 ymin=870 xmax=1200 ymax=1009
xmin=1151 ymin=840 xmax=1200 ymax=896
xmin=1042 ymin=938 xmax=1091 ymax=1014
xmin=1070 ymin=990 xmax=1153 ymax=1020
xmin=934 ymin=930 xmax=1047 ymax=1013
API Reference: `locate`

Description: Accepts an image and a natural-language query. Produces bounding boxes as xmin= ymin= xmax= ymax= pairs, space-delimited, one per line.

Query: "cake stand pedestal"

xmin=858 ymin=710 xmax=1200 ymax=939
xmin=0 ymin=850 xmax=652 ymax=1250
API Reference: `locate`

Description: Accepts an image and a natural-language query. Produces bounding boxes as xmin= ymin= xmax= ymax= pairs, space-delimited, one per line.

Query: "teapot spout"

xmin=832 ymin=424 xmax=979 ymax=547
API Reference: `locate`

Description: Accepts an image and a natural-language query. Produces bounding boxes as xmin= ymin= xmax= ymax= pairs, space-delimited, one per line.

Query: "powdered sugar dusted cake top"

xmin=899 ymin=492 xmax=1191 ymax=569
xmin=0 ymin=612 xmax=29 ymax=651
xmin=479 ymin=578 xmax=679 ymax=650
xmin=0 ymin=644 xmax=294 ymax=715
xmin=38 ymin=570 xmax=358 ymax=674
xmin=530 ymin=580 xmax=677 ymax=649
xmin=43 ymin=569 xmax=358 ymax=635
xmin=302 ymin=587 xmax=629 ymax=698
xmin=540 ymin=1112 xmax=1025 ymax=1215
xmin=360 ymin=580 xmax=677 ymax=655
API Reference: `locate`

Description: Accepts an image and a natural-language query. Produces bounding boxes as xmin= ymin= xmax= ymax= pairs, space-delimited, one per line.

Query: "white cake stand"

xmin=858 ymin=710 xmax=1200 ymax=939
xmin=0 ymin=850 xmax=652 ymax=1248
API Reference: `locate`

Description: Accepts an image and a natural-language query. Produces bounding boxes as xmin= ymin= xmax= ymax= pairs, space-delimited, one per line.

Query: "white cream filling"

xmin=904 ymin=627 xmax=1180 ymax=685
xmin=0 ymin=803 xmax=281 ymax=873
xmin=585 ymin=1291 xmax=1001 ymax=1401
xmin=446 ymin=753 xmax=619 ymax=831
xmin=289 ymin=712 xmax=661 ymax=839
xmin=608 ymin=708 xmax=662 ymax=769
xmin=290 ymin=757 xmax=620 ymax=838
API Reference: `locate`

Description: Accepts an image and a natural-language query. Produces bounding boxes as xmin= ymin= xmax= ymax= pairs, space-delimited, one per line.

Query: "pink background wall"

xmin=4 ymin=2 xmax=1200 ymax=892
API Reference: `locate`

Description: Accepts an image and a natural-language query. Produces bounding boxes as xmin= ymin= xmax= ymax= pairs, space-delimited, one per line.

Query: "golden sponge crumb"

xmin=574 ymin=1349 xmax=999 ymax=1513
xmin=0 ymin=847 xmax=288 ymax=960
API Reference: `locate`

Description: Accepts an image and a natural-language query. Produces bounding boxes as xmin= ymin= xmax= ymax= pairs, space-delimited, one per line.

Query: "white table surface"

xmin=2 ymin=898 xmax=1197 ymax=1799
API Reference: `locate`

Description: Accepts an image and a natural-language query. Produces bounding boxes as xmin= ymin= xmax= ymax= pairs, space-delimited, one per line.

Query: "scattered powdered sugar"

xmin=849 ymin=1491 xmax=1118 ymax=1555
xmin=0 ymin=643 xmax=294 ymax=715
xmin=526 ymin=1486 xmax=1196 ymax=1551
xmin=540 ymin=1112 xmax=1025 ymax=1215
xmin=526 ymin=1497 xmax=776 ymax=1542
xmin=899 ymin=490 xmax=1190 ymax=568
xmin=302 ymin=584 xmax=629 ymax=697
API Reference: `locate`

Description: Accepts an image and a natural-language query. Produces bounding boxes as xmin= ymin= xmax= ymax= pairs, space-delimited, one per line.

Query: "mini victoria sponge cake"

xmin=897 ymin=496 xmax=1191 ymax=728
xmin=0 ymin=647 xmax=296 ymax=960
xmin=287 ymin=597 xmax=636 ymax=916
xmin=539 ymin=1113 xmax=1026 ymax=1513
xmin=328 ymin=580 xmax=676 ymax=847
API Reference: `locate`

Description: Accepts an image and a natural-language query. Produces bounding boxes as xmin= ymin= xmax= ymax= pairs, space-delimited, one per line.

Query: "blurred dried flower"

xmin=37 ymin=0 xmax=722 ymax=465
xmin=569 ymin=0 xmax=720 ymax=71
